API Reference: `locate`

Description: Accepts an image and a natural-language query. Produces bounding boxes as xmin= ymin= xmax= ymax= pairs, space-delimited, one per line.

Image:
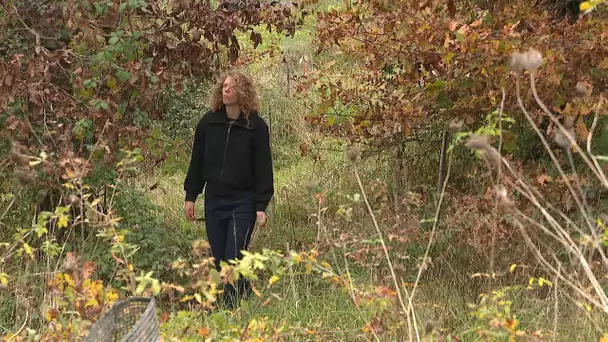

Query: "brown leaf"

xmin=160 ymin=311 xmax=170 ymax=324
xmin=82 ymin=261 xmax=96 ymax=280
xmin=576 ymin=116 xmax=590 ymax=140
xmin=536 ymin=174 xmax=552 ymax=185
xmin=63 ymin=252 xmax=80 ymax=271
xmin=198 ymin=327 xmax=211 ymax=337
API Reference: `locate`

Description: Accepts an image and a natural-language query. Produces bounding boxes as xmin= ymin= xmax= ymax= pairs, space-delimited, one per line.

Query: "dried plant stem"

xmin=500 ymin=79 xmax=608 ymax=310
xmin=553 ymin=265 xmax=559 ymax=342
xmin=511 ymin=218 xmax=607 ymax=311
xmin=516 ymin=75 xmax=608 ymax=264
xmin=316 ymin=195 xmax=377 ymax=340
xmin=586 ymin=96 xmax=604 ymax=158
xmin=530 ymin=74 xmax=608 ymax=188
xmin=502 ymin=162 xmax=583 ymax=246
xmin=353 ymin=167 xmax=413 ymax=341
xmin=0 ymin=193 xmax=17 ymax=223
xmin=490 ymin=88 xmax=507 ymax=283
xmin=406 ymin=143 xmax=454 ymax=328
xmin=501 ymin=160 xmax=606 ymax=305
xmin=516 ymin=74 xmax=595 ymax=237
xmin=6 ymin=309 xmax=28 ymax=342
xmin=342 ymin=253 xmax=381 ymax=342
xmin=531 ymin=77 xmax=608 ymax=267
xmin=530 ymin=74 xmax=608 ymax=264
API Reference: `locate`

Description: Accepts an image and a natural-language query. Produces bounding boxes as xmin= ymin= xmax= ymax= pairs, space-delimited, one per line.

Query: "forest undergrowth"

xmin=1 ymin=0 xmax=607 ymax=341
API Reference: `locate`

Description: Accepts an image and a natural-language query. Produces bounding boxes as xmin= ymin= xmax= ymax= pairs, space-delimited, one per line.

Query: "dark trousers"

xmin=204 ymin=192 xmax=256 ymax=305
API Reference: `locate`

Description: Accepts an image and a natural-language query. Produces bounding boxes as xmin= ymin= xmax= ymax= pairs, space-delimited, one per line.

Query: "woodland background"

xmin=0 ymin=0 xmax=607 ymax=340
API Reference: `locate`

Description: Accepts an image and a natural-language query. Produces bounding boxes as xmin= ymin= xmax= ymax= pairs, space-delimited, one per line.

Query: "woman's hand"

xmin=184 ymin=201 xmax=196 ymax=221
xmin=256 ymin=211 xmax=267 ymax=226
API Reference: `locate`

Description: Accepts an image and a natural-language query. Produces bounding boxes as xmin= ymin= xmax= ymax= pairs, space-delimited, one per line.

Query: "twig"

xmin=353 ymin=166 xmax=413 ymax=340
xmin=586 ymin=95 xmax=606 ymax=183
xmin=517 ymin=74 xmax=607 ymax=266
xmin=501 ymin=158 xmax=604 ymax=296
xmin=553 ymin=264 xmax=560 ymax=342
xmin=6 ymin=309 xmax=29 ymax=341
xmin=0 ymin=192 xmax=18 ymax=223
xmin=342 ymin=252 xmax=381 ymax=342
xmin=406 ymin=139 xmax=454 ymax=340
xmin=511 ymin=218 xmax=607 ymax=312
xmin=530 ymin=74 xmax=608 ymax=188
xmin=490 ymin=87 xmax=506 ymax=284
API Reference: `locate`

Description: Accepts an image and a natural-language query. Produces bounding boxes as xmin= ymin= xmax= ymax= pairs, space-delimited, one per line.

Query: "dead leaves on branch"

xmin=1 ymin=0 xmax=306 ymax=195
xmin=304 ymin=0 xmax=608 ymax=148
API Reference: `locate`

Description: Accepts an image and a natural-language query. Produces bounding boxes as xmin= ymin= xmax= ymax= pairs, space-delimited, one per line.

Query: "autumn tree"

xmin=0 ymin=0 xmax=307 ymax=212
xmin=302 ymin=0 xmax=606 ymax=159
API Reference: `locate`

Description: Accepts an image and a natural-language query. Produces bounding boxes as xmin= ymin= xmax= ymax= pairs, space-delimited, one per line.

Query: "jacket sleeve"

xmin=184 ymin=115 xmax=207 ymax=202
xmin=253 ymin=119 xmax=274 ymax=212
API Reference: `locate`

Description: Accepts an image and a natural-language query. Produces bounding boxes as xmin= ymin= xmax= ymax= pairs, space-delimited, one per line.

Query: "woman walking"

xmin=183 ymin=70 xmax=274 ymax=309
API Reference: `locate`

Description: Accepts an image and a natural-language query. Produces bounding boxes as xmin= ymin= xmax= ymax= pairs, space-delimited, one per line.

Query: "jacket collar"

xmin=211 ymin=106 xmax=257 ymax=129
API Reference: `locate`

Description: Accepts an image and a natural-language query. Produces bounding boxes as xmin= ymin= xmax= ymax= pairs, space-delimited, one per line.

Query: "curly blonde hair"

xmin=210 ymin=70 xmax=260 ymax=117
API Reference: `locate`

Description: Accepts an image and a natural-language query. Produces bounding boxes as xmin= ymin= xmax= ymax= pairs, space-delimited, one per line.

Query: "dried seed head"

xmin=10 ymin=141 xmax=28 ymax=163
xmin=62 ymin=253 xmax=80 ymax=272
xmin=496 ymin=185 xmax=515 ymax=210
xmin=15 ymin=167 xmax=36 ymax=185
xmin=508 ymin=48 xmax=543 ymax=73
xmin=18 ymin=298 xmax=31 ymax=310
xmin=575 ymin=81 xmax=591 ymax=97
xmin=465 ymin=134 xmax=490 ymax=150
xmin=563 ymin=116 xmax=575 ymax=129
xmin=67 ymin=194 xmax=80 ymax=206
xmin=481 ymin=146 xmax=502 ymax=169
xmin=508 ymin=51 xmax=525 ymax=74
xmin=346 ymin=144 xmax=361 ymax=163
xmin=522 ymin=48 xmax=543 ymax=73
xmin=554 ymin=127 xmax=575 ymax=150
xmin=449 ymin=118 xmax=464 ymax=135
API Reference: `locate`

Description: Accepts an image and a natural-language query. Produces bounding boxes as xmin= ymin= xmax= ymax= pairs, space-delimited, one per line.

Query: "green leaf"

xmin=436 ymin=91 xmax=453 ymax=109
xmin=109 ymin=36 xmax=119 ymax=45
xmin=119 ymin=3 xmax=128 ymax=12
xmin=0 ymin=273 xmax=8 ymax=286
xmin=34 ymin=224 xmax=48 ymax=237
xmin=502 ymin=139 xmax=517 ymax=153
xmin=58 ymin=214 xmax=69 ymax=229
xmin=115 ymin=70 xmax=132 ymax=83
xmin=84 ymin=79 xmax=97 ymax=89
xmin=538 ymin=277 xmax=553 ymax=287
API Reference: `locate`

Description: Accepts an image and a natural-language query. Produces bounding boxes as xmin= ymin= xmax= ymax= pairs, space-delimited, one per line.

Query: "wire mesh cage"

xmin=85 ymin=297 xmax=159 ymax=342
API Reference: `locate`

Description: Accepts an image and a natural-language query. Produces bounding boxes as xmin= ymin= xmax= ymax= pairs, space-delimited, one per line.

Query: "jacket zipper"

xmin=219 ymin=121 xmax=234 ymax=194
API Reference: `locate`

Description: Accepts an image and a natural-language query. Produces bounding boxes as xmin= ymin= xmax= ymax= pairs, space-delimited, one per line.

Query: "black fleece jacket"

xmin=184 ymin=106 xmax=274 ymax=212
